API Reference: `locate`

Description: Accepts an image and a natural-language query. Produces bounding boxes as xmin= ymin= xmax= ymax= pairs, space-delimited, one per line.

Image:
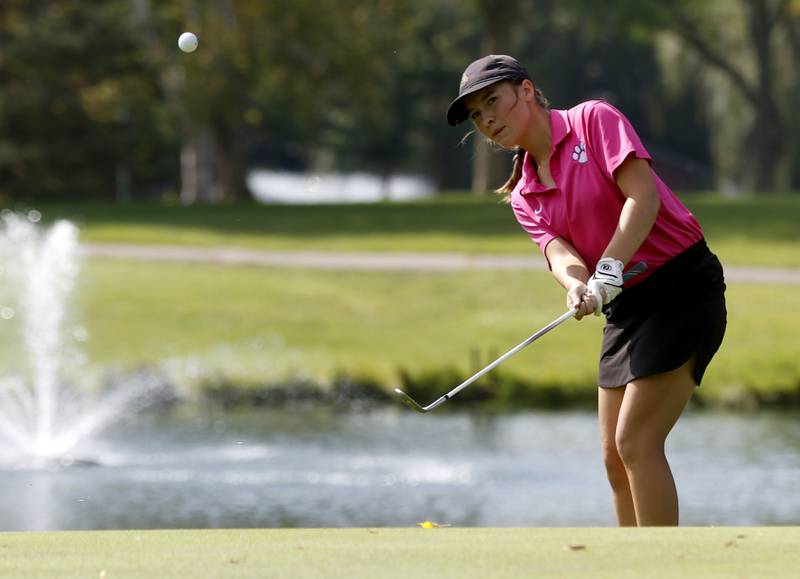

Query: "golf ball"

xmin=178 ymin=32 xmax=198 ymax=53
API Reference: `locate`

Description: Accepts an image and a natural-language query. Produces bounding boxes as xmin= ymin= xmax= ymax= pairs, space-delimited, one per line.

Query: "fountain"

xmin=0 ymin=210 xmax=172 ymax=468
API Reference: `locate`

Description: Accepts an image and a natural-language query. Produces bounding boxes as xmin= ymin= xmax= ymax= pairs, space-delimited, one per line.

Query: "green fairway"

xmin=22 ymin=193 xmax=800 ymax=267
xmin=4 ymin=194 xmax=800 ymax=408
xmin=0 ymin=256 xmax=796 ymax=408
xmin=1 ymin=527 xmax=798 ymax=578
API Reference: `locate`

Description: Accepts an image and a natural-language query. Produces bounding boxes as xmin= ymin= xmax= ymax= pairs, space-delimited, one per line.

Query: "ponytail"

xmin=495 ymin=148 xmax=523 ymax=201
xmin=534 ymin=87 xmax=549 ymax=110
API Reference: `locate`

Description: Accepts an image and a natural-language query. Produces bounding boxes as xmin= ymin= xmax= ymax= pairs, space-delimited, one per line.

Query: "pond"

xmin=0 ymin=406 xmax=798 ymax=530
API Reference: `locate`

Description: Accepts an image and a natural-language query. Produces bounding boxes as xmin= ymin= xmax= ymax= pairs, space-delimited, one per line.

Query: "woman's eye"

xmin=487 ymin=96 xmax=497 ymax=106
xmin=470 ymin=111 xmax=480 ymax=120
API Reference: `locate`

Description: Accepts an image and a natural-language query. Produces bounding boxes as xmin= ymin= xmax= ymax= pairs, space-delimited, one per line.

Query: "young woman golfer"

xmin=448 ymin=55 xmax=727 ymax=526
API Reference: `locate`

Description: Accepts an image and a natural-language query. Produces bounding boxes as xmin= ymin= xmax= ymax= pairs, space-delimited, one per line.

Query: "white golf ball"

xmin=178 ymin=32 xmax=198 ymax=53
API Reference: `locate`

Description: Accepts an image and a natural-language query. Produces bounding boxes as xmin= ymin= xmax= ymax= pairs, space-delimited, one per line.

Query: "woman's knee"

xmin=615 ymin=429 xmax=664 ymax=469
xmin=601 ymin=441 xmax=629 ymax=489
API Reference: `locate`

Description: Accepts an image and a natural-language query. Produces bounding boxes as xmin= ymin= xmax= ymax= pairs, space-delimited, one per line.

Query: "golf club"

xmin=394 ymin=260 xmax=647 ymax=412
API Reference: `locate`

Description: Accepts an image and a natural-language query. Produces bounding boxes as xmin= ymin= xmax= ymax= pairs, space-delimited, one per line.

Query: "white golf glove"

xmin=587 ymin=257 xmax=625 ymax=316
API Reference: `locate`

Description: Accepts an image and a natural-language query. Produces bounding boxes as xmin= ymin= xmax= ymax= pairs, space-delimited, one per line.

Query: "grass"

xmin=3 ymin=194 xmax=800 ymax=407
xmin=17 ymin=193 xmax=800 ymax=267
xmin=0 ymin=527 xmax=798 ymax=578
xmin=2 ymin=257 xmax=798 ymax=408
xmin=22 ymin=195 xmax=530 ymax=254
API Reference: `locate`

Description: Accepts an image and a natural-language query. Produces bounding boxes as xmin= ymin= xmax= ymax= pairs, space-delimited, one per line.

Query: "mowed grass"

xmin=1 ymin=527 xmax=798 ymax=579
xmin=24 ymin=193 xmax=800 ymax=267
xmin=3 ymin=194 xmax=800 ymax=405
xmin=0 ymin=257 xmax=794 ymax=405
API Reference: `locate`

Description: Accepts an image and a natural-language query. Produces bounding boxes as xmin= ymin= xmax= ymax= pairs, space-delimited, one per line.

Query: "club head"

xmin=393 ymin=388 xmax=428 ymax=413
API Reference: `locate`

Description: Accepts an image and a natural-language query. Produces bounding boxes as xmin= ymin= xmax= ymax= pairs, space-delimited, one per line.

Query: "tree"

xmin=313 ymin=0 xmax=479 ymax=192
xmin=459 ymin=0 xmax=701 ymax=193
xmin=651 ymin=0 xmax=797 ymax=192
xmin=0 ymin=0 xmax=177 ymax=202
xmin=138 ymin=0 xmax=475 ymax=202
xmin=468 ymin=0 xmax=522 ymax=194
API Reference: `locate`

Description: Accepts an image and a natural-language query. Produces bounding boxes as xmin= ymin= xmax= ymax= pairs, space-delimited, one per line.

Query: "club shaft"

xmin=436 ymin=308 xmax=577 ymax=405
xmin=397 ymin=260 xmax=648 ymax=412
xmin=440 ymin=261 xmax=646 ymax=406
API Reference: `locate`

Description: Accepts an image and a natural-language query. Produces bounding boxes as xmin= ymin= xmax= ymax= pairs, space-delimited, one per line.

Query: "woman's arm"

xmin=546 ymin=156 xmax=660 ymax=319
xmin=602 ymin=156 xmax=661 ymax=264
xmin=544 ymin=237 xmax=596 ymax=319
xmin=582 ymin=155 xmax=661 ymax=315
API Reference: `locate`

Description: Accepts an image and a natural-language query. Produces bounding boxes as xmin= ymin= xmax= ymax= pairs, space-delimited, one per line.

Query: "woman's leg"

xmin=615 ymin=359 xmax=696 ymax=526
xmin=598 ymin=386 xmax=636 ymax=526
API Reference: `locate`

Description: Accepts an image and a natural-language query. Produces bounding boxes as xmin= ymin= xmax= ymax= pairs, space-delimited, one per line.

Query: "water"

xmin=0 ymin=406 xmax=797 ymax=531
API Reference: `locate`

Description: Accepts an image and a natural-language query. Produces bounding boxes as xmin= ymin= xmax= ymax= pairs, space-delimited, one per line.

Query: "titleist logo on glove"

xmin=587 ymin=257 xmax=624 ymax=315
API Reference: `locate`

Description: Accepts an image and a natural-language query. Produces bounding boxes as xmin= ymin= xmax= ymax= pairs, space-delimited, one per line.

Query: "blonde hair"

xmin=496 ymin=86 xmax=550 ymax=201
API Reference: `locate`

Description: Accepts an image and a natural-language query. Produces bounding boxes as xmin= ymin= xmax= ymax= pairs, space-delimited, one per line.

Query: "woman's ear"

xmin=520 ymin=79 xmax=536 ymax=103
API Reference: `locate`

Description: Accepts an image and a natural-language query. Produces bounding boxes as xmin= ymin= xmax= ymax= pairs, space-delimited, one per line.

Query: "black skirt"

xmin=598 ymin=240 xmax=727 ymax=388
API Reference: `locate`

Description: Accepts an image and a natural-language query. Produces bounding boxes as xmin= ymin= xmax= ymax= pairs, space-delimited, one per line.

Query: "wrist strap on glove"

xmin=587 ymin=257 xmax=625 ymax=316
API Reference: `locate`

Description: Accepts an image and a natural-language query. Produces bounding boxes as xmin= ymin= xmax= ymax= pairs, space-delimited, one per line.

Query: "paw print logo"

xmin=572 ymin=142 xmax=588 ymax=164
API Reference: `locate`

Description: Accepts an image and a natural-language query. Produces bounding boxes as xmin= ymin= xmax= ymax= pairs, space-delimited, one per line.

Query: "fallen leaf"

xmin=724 ymin=540 xmax=736 ymax=548
xmin=563 ymin=543 xmax=587 ymax=551
xmin=417 ymin=521 xmax=451 ymax=529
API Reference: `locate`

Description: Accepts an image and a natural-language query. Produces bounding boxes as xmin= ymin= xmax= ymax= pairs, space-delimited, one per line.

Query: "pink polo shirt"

xmin=510 ymin=100 xmax=703 ymax=286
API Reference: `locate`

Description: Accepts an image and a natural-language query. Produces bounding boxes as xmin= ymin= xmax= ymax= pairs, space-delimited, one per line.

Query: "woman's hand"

xmin=586 ymin=257 xmax=625 ymax=315
xmin=567 ymin=281 xmax=599 ymax=320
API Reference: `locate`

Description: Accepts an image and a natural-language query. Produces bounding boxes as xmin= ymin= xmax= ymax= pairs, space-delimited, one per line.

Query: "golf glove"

xmin=587 ymin=257 xmax=625 ymax=316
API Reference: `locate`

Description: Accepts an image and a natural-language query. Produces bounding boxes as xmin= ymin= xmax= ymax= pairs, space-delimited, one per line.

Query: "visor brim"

xmin=446 ymin=78 xmax=507 ymax=126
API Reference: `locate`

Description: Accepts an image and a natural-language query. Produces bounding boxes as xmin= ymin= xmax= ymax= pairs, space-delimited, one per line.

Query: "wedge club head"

xmin=393 ymin=389 xmax=427 ymax=412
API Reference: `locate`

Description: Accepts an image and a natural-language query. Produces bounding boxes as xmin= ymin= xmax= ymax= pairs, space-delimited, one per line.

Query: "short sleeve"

xmin=511 ymin=198 xmax=556 ymax=255
xmin=584 ymin=101 xmax=651 ymax=179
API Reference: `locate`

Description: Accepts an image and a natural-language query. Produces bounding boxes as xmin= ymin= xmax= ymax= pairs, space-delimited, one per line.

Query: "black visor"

xmin=447 ymin=54 xmax=530 ymax=126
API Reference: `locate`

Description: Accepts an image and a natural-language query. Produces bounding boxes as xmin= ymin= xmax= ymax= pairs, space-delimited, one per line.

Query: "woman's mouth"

xmin=492 ymin=126 xmax=506 ymax=139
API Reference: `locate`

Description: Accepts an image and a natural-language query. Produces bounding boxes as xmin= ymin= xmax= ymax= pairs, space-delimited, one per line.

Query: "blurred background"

xmin=1 ymin=0 xmax=800 ymax=532
xmin=2 ymin=0 xmax=799 ymax=204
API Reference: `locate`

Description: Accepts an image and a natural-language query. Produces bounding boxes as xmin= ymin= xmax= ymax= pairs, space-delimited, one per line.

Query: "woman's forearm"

xmin=602 ymin=157 xmax=661 ymax=265
xmin=546 ymin=238 xmax=591 ymax=289
xmin=602 ymin=194 xmax=660 ymax=265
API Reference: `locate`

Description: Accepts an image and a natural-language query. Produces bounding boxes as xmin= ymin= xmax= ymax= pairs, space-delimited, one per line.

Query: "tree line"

xmin=1 ymin=0 xmax=798 ymax=204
